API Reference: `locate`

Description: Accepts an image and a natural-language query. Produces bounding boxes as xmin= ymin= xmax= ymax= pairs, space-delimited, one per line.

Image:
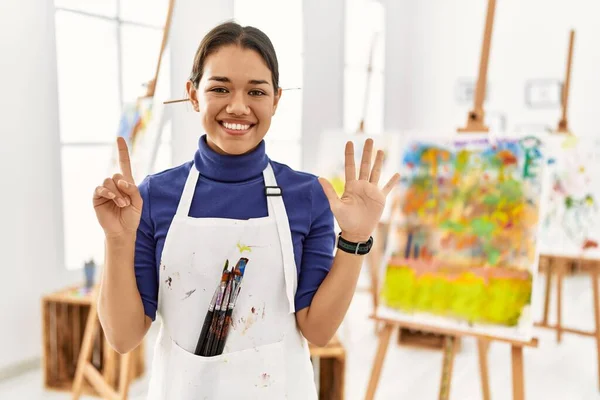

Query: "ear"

xmin=272 ymin=87 xmax=282 ymax=116
xmin=186 ymin=81 xmax=200 ymax=112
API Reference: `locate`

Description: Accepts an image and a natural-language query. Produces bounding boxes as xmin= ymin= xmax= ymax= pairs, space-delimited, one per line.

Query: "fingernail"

xmin=118 ymin=199 xmax=126 ymax=207
xmin=119 ymin=180 xmax=128 ymax=188
xmin=108 ymin=192 xmax=116 ymax=199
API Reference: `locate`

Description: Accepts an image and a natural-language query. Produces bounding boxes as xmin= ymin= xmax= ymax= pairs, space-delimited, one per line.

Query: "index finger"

xmin=117 ymin=137 xmax=134 ymax=182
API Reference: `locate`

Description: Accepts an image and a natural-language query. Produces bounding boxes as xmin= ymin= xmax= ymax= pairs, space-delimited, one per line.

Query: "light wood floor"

xmin=2 ymin=273 xmax=600 ymax=399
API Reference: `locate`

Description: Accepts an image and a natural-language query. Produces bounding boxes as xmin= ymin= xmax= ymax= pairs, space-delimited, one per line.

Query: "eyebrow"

xmin=208 ymin=76 xmax=270 ymax=85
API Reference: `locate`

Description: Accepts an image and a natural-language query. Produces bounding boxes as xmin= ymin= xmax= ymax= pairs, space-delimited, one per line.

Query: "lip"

xmin=219 ymin=120 xmax=256 ymax=136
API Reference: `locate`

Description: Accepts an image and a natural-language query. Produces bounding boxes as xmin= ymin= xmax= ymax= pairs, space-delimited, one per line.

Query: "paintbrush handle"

xmin=214 ymin=283 xmax=244 ymax=356
xmin=209 ymin=310 xmax=227 ymax=356
xmin=195 ymin=285 xmax=220 ymax=356
xmin=209 ymin=278 xmax=235 ymax=356
xmin=203 ymin=311 xmax=221 ymax=356
xmin=194 ymin=309 xmax=214 ymax=356
xmin=215 ymin=311 xmax=233 ymax=355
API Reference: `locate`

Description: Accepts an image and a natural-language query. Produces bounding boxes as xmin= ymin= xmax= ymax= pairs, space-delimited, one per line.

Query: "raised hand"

xmin=318 ymin=139 xmax=400 ymax=243
xmin=93 ymin=137 xmax=143 ymax=237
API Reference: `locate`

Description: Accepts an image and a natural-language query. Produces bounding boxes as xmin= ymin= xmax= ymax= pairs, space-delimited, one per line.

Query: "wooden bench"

xmin=309 ymin=335 xmax=346 ymax=400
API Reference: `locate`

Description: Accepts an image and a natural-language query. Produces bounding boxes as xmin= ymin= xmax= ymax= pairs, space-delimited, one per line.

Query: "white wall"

xmin=384 ymin=0 xmax=600 ymax=136
xmin=301 ymin=0 xmax=346 ymax=172
xmin=0 ymin=0 xmax=80 ymax=372
xmin=169 ymin=0 xmax=235 ymax=165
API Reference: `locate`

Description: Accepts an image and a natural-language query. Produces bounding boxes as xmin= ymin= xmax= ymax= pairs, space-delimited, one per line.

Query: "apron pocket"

xmin=166 ymin=337 xmax=286 ymax=400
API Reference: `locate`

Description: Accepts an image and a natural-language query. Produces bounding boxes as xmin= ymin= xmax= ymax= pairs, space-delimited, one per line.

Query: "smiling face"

xmin=186 ymin=45 xmax=282 ymax=155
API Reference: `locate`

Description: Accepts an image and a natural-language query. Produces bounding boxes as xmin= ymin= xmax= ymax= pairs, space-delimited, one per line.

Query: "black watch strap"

xmin=337 ymin=233 xmax=373 ymax=255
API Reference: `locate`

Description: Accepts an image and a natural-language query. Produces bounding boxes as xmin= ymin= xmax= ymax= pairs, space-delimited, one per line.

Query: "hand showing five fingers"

xmin=93 ymin=137 xmax=143 ymax=237
xmin=318 ymin=139 xmax=401 ymax=243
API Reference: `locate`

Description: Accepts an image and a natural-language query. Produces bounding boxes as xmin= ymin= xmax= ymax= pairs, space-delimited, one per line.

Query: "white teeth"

xmin=223 ymin=122 xmax=250 ymax=131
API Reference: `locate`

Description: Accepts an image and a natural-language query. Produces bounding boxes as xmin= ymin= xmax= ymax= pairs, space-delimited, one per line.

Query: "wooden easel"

xmin=113 ymin=0 xmax=176 ymax=184
xmin=364 ymin=318 xmax=538 ymax=400
xmin=457 ymin=0 xmax=496 ymax=133
xmin=365 ymin=0 xmax=539 ymax=398
xmin=71 ymin=289 xmax=134 ymax=400
xmin=395 ymin=0 xmax=497 ymax=352
xmin=352 ymin=31 xmax=389 ymax=332
xmin=534 ymin=29 xmax=600 ymax=391
xmin=72 ymin=3 xmax=176 ymax=398
xmin=556 ymin=30 xmax=575 ymax=135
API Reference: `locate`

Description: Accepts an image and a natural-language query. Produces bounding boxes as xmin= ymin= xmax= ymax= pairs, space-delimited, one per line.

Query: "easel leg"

xmin=117 ymin=352 xmax=132 ymax=400
xmin=367 ymin=247 xmax=380 ymax=334
xmin=542 ymin=257 xmax=553 ymax=325
xmin=511 ymin=345 xmax=525 ymax=400
xmin=71 ymin=305 xmax=99 ymax=400
xmin=438 ymin=336 xmax=458 ymax=400
xmin=367 ymin=223 xmax=385 ymax=334
xmin=556 ymin=260 xmax=564 ymax=343
xmin=477 ymin=340 xmax=491 ymax=400
xmin=591 ymin=267 xmax=600 ymax=391
xmin=364 ymin=323 xmax=394 ymax=400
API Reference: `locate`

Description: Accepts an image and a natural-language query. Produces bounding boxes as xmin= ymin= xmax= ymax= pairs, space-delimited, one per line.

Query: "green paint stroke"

xmin=381 ymin=265 xmax=532 ymax=326
xmin=439 ymin=220 xmax=466 ymax=233
xmin=470 ymin=217 xmax=496 ymax=238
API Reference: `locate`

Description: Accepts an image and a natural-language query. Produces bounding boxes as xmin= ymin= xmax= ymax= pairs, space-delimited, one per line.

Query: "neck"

xmin=193 ymin=135 xmax=268 ymax=183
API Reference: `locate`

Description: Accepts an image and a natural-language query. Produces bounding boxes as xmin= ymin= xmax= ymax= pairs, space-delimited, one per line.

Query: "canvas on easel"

xmin=539 ymin=134 xmax=600 ymax=260
xmin=107 ymin=0 xmax=175 ymax=183
xmin=378 ymin=132 xmax=547 ymax=342
xmin=533 ymin=29 xmax=600 ymax=394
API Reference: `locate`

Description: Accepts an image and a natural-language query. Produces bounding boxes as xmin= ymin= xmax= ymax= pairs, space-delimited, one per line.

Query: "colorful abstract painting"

xmin=378 ymin=134 xmax=547 ymax=341
xmin=116 ymin=97 xmax=153 ymax=150
xmin=538 ymin=135 xmax=600 ymax=259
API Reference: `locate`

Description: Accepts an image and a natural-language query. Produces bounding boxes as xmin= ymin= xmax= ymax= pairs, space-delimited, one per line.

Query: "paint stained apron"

xmin=146 ymin=163 xmax=317 ymax=400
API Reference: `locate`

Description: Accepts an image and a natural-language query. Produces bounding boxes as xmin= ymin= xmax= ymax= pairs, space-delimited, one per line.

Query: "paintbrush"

xmin=201 ymin=262 xmax=231 ymax=356
xmin=215 ymin=258 xmax=249 ymax=355
xmin=208 ymin=272 xmax=234 ymax=356
xmin=195 ymin=259 xmax=229 ymax=356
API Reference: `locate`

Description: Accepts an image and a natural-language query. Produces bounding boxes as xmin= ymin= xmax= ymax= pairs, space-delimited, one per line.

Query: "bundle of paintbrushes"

xmin=194 ymin=257 xmax=248 ymax=357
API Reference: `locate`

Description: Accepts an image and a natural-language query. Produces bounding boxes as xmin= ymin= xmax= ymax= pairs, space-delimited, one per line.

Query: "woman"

xmin=93 ymin=21 xmax=399 ymax=399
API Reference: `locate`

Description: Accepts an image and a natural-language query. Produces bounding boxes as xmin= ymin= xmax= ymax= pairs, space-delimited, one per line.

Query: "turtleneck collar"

xmin=193 ymin=135 xmax=269 ymax=182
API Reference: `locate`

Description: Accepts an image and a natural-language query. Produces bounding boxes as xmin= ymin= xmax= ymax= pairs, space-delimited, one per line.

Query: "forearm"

xmin=297 ymin=234 xmax=366 ymax=346
xmin=98 ymin=234 xmax=149 ymax=353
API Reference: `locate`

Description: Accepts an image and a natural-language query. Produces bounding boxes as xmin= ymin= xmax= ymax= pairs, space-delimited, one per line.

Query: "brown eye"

xmin=249 ymin=90 xmax=265 ymax=96
xmin=210 ymin=87 xmax=228 ymax=94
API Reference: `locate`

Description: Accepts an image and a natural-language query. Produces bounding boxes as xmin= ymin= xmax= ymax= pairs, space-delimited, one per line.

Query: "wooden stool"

xmin=71 ymin=289 xmax=134 ymax=400
xmin=309 ymin=335 xmax=346 ymax=400
xmin=41 ymin=285 xmax=145 ymax=397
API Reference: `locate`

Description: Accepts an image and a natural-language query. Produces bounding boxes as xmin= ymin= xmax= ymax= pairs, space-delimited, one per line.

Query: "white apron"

xmin=146 ymin=163 xmax=317 ymax=400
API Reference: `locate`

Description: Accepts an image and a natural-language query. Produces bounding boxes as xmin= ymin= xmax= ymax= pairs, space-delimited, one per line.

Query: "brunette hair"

xmin=188 ymin=21 xmax=279 ymax=90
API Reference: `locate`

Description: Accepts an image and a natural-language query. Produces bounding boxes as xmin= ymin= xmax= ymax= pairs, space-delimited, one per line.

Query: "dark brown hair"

xmin=189 ymin=21 xmax=279 ymax=91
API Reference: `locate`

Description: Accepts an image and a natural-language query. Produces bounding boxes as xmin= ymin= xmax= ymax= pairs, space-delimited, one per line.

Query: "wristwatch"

xmin=337 ymin=233 xmax=373 ymax=255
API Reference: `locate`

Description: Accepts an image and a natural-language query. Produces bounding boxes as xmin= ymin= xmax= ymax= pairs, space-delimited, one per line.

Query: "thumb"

xmin=117 ymin=179 xmax=143 ymax=210
xmin=318 ymin=177 xmax=341 ymax=209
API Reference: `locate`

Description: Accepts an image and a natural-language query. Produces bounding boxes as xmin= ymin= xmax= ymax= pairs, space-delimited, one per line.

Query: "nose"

xmin=226 ymin=91 xmax=250 ymax=115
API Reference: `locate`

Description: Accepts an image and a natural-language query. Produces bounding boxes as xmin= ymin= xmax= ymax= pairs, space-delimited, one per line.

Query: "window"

xmin=234 ymin=0 xmax=303 ymax=170
xmin=344 ymin=0 xmax=385 ymax=134
xmin=54 ymin=0 xmax=171 ymax=269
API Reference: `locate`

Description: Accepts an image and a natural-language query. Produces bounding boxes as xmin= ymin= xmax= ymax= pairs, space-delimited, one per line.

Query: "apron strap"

xmin=175 ymin=162 xmax=200 ymax=218
xmin=263 ymin=163 xmax=297 ymax=314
